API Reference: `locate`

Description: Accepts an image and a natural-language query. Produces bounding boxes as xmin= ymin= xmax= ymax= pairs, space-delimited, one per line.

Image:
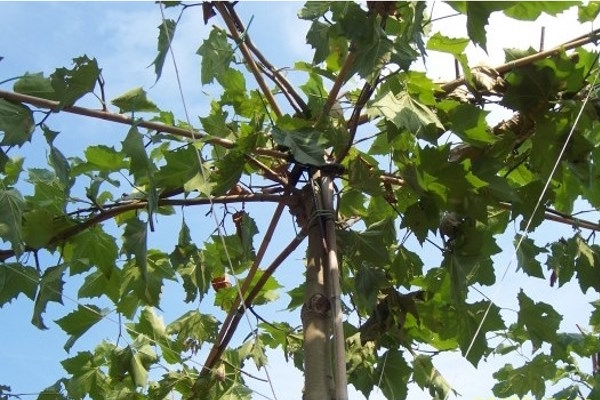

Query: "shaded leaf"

xmin=273 ymin=127 xmax=328 ymax=166
xmin=516 ymin=290 xmax=562 ymax=349
xmin=0 ymin=99 xmax=34 ymax=146
xmin=377 ymin=349 xmax=411 ymax=400
xmin=0 ymin=263 xmax=39 ymax=306
xmin=122 ymin=218 xmax=148 ymax=282
xmin=32 ymin=264 xmax=67 ymax=329
xmin=150 ymin=19 xmax=176 ymax=83
xmin=50 ymin=56 xmax=100 ymax=108
xmin=0 ymin=188 xmax=25 ymax=255
xmin=197 ymin=27 xmax=234 ymax=85
xmin=66 ymin=226 xmax=118 ymax=276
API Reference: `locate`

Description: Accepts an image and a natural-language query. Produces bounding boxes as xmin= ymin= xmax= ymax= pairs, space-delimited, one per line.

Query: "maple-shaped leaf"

xmin=196 ymin=27 xmax=234 ymax=85
xmin=0 ymin=263 xmax=38 ymax=306
xmin=50 ymin=56 xmax=100 ymax=108
xmin=65 ymin=226 xmax=118 ymax=276
xmin=516 ymin=290 xmax=562 ymax=350
xmin=376 ymin=349 xmax=411 ymax=400
xmin=32 ymin=264 xmax=67 ymax=329
xmin=55 ymin=304 xmax=108 ymax=352
xmin=493 ymin=354 xmax=557 ymax=399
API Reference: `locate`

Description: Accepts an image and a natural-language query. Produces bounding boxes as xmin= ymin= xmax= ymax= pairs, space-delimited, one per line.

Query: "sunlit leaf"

xmin=56 ymin=304 xmax=107 ymax=352
xmin=111 ymin=87 xmax=160 ymax=114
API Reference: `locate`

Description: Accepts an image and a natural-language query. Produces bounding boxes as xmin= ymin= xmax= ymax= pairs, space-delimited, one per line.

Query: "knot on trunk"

xmin=302 ymin=293 xmax=331 ymax=320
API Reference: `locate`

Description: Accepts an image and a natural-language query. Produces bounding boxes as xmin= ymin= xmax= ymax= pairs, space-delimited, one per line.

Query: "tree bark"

xmin=301 ymin=181 xmax=334 ymax=400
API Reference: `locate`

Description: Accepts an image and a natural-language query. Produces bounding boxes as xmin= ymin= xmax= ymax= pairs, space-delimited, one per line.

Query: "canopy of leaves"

xmin=1 ymin=1 xmax=600 ymax=400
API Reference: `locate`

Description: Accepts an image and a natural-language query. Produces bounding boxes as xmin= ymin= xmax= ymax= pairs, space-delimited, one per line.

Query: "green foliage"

xmin=111 ymin=87 xmax=160 ymax=114
xmin=2 ymin=2 xmax=600 ymax=399
xmin=150 ymin=19 xmax=177 ymax=83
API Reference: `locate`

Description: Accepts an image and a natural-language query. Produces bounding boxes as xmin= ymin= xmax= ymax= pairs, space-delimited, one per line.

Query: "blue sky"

xmin=1 ymin=2 xmax=600 ymax=399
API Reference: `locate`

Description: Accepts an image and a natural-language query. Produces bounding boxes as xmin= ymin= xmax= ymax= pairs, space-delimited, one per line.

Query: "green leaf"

xmin=170 ymin=219 xmax=211 ymax=303
xmin=271 ymin=127 xmax=327 ymax=166
xmin=32 ymin=264 xmax=67 ymax=329
xmin=66 ymin=226 xmax=118 ymax=276
xmin=111 ymin=87 xmax=160 ymax=114
xmin=84 ymin=145 xmax=128 ymax=172
xmin=503 ymin=2 xmax=574 ymax=20
xmin=298 ymin=2 xmax=330 ymax=19
xmin=56 ymin=304 xmax=107 ymax=352
xmin=50 ymin=56 xmax=100 ymax=108
xmin=579 ymin=2 xmax=600 ymax=22
xmin=456 ymin=301 xmax=504 ymax=365
xmin=2 ymin=156 xmax=24 ymax=186
xmin=211 ymin=151 xmax=245 ymax=195
xmin=412 ymin=355 xmax=454 ymax=399
xmin=166 ymin=310 xmax=218 ymax=345
xmin=120 ymin=250 xmax=174 ymax=307
xmin=0 ymin=99 xmax=34 ymax=146
xmin=354 ymin=263 xmax=387 ymax=313
xmin=449 ymin=2 xmax=515 ymax=50
xmin=516 ymin=290 xmax=562 ymax=350
xmin=493 ymin=354 xmax=557 ymax=399
xmin=150 ymin=19 xmax=176 ymax=82
xmin=0 ymin=263 xmax=39 ymax=306
xmin=13 ymin=72 xmax=57 ymax=100
xmin=0 ymin=188 xmax=25 ymax=255
xmin=515 ymin=235 xmax=546 ymax=278
xmin=78 ymin=268 xmax=121 ymax=303
xmin=196 ymin=27 xmax=234 ymax=85
xmin=369 ymin=91 xmax=444 ymax=138
xmin=306 ymin=20 xmax=330 ymax=65
xmin=122 ymin=126 xmax=153 ymax=183
xmin=155 ymin=145 xmax=201 ymax=189
xmin=122 ymin=218 xmax=148 ymax=282
xmin=377 ymin=349 xmax=411 ymax=400
xmin=426 ymin=32 xmax=469 ymax=55
xmin=442 ymin=103 xmax=496 ymax=146
xmin=239 ymin=337 xmax=268 ymax=369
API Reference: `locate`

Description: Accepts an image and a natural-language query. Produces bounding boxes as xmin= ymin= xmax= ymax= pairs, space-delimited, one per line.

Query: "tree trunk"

xmin=301 ymin=181 xmax=334 ymax=400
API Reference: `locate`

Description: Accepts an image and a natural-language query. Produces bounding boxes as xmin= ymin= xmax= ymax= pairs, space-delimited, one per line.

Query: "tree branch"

xmin=225 ymin=3 xmax=309 ymax=115
xmin=0 ymin=193 xmax=289 ymax=262
xmin=316 ymin=52 xmax=357 ymax=124
xmin=194 ymin=226 xmax=308 ymax=390
xmin=214 ymin=2 xmax=283 ymax=118
xmin=0 ymin=89 xmax=288 ymax=160
xmin=441 ymin=28 xmax=600 ymax=94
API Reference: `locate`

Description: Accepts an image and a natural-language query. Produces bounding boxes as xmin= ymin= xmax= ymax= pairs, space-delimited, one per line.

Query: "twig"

xmin=214 ymin=2 xmax=282 ymax=118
